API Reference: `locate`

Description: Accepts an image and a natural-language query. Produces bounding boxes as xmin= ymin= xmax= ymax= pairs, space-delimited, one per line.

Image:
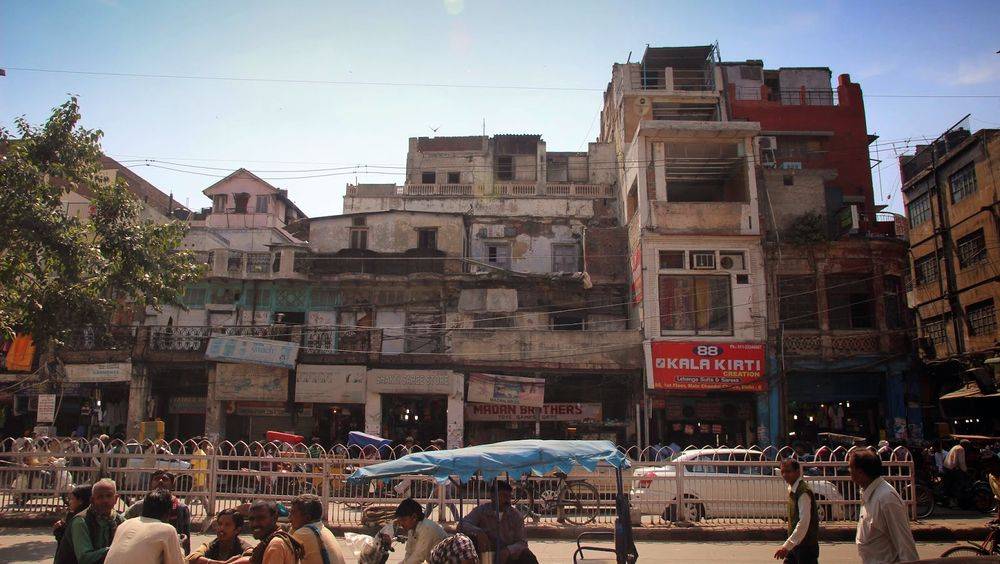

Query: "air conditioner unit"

xmin=757 ymin=136 xmax=778 ymax=150
xmin=719 ymin=254 xmax=745 ymax=271
xmin=780 ymin=161 xmax=803 ymax=170
xmin=691 ymin=252 xmax=716 ymax=270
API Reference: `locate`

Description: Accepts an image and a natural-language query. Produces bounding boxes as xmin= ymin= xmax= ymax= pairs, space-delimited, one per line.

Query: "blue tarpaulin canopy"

xmin=347 ymin=439 xmax=630 ymax=484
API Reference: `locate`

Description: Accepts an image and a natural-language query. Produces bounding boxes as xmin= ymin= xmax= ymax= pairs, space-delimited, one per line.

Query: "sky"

xmin=2 ymin=0 xmax=999 ymax=216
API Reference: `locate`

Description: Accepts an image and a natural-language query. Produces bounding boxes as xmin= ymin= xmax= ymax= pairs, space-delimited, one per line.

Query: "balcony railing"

xmin=626 ymin=67 xmax=716 ymax=92
xmin=346 ymin=183 xmax=613 ymax=199
xmin=61 ymin=326 xmax=137 ymax=352
xmin=733 ymin=85 xmax=838 ymax=106
xmin=144 ymin=325 xmax=382 ymax=355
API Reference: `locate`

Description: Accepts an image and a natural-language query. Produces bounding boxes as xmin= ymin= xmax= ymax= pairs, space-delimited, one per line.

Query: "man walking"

xmin=105 ymin=489 xmax=185 ymax=564
xmin=67 ymin=478 xmax=125 ymax=564
xmin=850 ymin=449 xmax=918 ymax=563
xmin=773 ymin=459 xmax=819 ymax=564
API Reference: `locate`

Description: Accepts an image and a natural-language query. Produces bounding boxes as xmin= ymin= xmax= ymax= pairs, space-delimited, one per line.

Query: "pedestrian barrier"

xmin=0 ymin=438 xmax=916 ymax=528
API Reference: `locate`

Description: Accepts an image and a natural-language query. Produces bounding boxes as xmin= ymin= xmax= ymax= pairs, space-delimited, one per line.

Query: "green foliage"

xmin=0 ymin=97 xmax=202 ymax=346
xmin=784 ymin=212 xmax=828 ymax=246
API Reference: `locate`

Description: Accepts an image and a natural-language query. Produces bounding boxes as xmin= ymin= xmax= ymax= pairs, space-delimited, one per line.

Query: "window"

xmin=690 ymin=251 xmax=716 ymax=270
xmin=922 ymin=316 xmax=947 ymax=344
xmin=957 ymin=229 xmax=987 ymax=269
xmin=349 ymin=228 xmax=368 ymax=250
xmin=212 ymin=194 xmax=228 ymax=213
xmin=826 ymin=274 xmax=874 ymax=329
xmin=967 ymin=299 xmax=996 ymax=337
xmin=551 ymin=314 xmax=585 ymax=330
xmin=913 ymin=253 xmax=940 ymax=286
xmin=907 ymin=193 xmax=931 ymax=227
xmin=783 ymin=175 xmax=794 ymax=186
xmin=233 ymin=193 xmax=250 ymax=214
xmin=658 ymin=275 xmax=732 ymax=334
xmin=255 ymin=195 xmax=269 ymax=213
xmin=778 ymin=276 xmax=818 ymax=329
xmin=351 ymin=216 xmax=366 ymax=227
xmin=659 ymin=251 xmax=684 ymax=269
xmin=418 ymin=228 xmax=438 ymax=250
xmin=447 ymin=172 xmax=461 ymax=184
xmin=246 ymin=253 xmax=271 ymax=274
xmin=473 ymin=313 xmax=513 ymax=329
xmin=739 ymin=65 xmax=762 ymax=81
xmin=551 ymin=243 xmax=579 ymax=272
xmin=496 ymin=156 xmax=514 ymax=181
xmin=421 ymin=171 xmax=436 ymax=184
xmin=883 ymin=275 xmax=904 ymax=330
xmin=719 ymin=251 xmax=746 ymax=271
xmin=181 ymin=287 xmax=207 ymax=307
xmin=949 ymin=163 xmax=978 ymax=204
xmin=486 ymin=243 xmax=511 ymax=269
xmin=227 ymin=252 xmax=244 ymax=272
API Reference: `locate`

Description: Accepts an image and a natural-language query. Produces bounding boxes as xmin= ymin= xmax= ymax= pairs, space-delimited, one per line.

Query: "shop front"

xmin=786 ymin=371 xmax=884 ymax=444
xmin=215 ymin=363 xmax=294 ymax=441
xmin=294 ymin=364 xmax=366 ymax=444
xmin=464 ymin=402 xmax=606 ymax=444
xmin=364 ymin=369 xmax=464 ymax=448
xmin=645 ymin=340 xmax=765 ymax=447
xmin=61 ymin=362 xmax=133 ymax=437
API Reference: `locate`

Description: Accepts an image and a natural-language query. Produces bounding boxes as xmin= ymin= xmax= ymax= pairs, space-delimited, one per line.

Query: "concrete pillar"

xmin=365 ymin=389 xmax=381 ymax=437
xmin=446 ymin=375 xmax=465 ymax=449
xmin=125 ymin=364 xmax=150 ymax=440
xmin=204 ymin=365 xmax=224 ymax=442
xmin=653 ymin=142 xmax=667 ymax=201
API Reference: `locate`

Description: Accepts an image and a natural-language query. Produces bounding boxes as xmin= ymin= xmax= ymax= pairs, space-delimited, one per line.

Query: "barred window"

xmin=826 ymin=274 xmax=874 ymax=330
xmin=956 ymin=229 xmax=987 ymax=269
xmin=778 ymin=275 xmax=818 ymax=329
xmin=246 ymin=252 xmax=272 ymax=274
xmin=181 ymin=287 xmax=207 ymax=307
xmin=949 ymin=163 xmax=978 ymax=204
xmin=967 ymin=299 xmax=996 ymax=337
xmin=922 ymin=316 xmax=947 ymax=344
xmin=907 ymin=193 xmax=931 ymax=227
xmin=913 ymin=253 xmax=939 ymax=286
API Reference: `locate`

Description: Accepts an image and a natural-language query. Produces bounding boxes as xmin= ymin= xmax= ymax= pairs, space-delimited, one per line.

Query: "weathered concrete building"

xmin=900 ymin=122 xmax=1000 ymax=436
xmin=600 ymin=46 xmax=769 ymax=447
xmin=723 ymin=61 xmax=915 ymax=444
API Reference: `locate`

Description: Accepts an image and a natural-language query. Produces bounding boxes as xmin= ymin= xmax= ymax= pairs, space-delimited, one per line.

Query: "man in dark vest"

xmin=773 ymin=458 xmax=819 ymax=564
xmin=62 ymin=478 xmax=125 ymax=564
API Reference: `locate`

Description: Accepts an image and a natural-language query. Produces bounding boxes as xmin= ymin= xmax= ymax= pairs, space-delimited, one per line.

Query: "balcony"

xmin=295 ymin=249 xmax=456 ymax=277
xmin=346 ymin=183 xmax=613 ymax=200
xmin=651 ymin=200 xmax=753 ymax=235
xmin=449 ymin=329 xmax=642 ymax=370
xmin=781 ymin=331 xmax=908 ymax=359
xmin=732 ymin=85 xmax=837 ymax=106
xmin=142 ymin=325 xmax=383 ymax=361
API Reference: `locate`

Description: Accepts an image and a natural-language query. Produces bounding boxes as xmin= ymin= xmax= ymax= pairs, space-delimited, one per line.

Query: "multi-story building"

xmin=900 ymin=121 xmax=1000 ymax=436
xmin=722 ymin=61 xmax=915 ymax=444
xmin=600 ymin=46 xmax=769 ymax=447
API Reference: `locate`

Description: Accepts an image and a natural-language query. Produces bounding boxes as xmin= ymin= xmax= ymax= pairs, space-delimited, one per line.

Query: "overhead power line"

xmin=6 ymin=66 xmax=1000 ymax=98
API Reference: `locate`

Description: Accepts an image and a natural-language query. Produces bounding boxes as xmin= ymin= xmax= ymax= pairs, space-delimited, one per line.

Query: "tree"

xmin=0 ymin=97 xmax=202 ymax=353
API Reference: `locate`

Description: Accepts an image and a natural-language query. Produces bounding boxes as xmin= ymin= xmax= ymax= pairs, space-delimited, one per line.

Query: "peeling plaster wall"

xmin=343 ymin=194 xmax=597 ymax=219
xmin=469 ymin=220 xmax=583 ymax=274
xmin=307 ymin=213 xmax=465 ymax=255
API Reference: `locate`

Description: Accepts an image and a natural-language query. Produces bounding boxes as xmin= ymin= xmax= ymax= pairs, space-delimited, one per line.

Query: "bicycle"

xmin=514 ymin=471 xmax=601 ymax=525
xmin=940 ymin=521 xmax=999 ymax=557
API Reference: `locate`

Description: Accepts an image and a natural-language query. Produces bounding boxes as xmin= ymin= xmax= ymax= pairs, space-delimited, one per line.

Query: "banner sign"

xmin=648 ymin=341 xmax=765 ymax=392
xmin=234 ymin=401 xmax=310 ymax=417
xmin=206 ymin=335 xmax=298 ymax=369
xmin=37 ymin=394 xmax=57 ymax=423
xmin=467 ymin=373 xmax=545 ymax=407
xmin=215 ymin=363 xmax=288 ymax=401
xmin=295 ymin=365 xmax=365 ymax=404
xmin=465 ymin=402 xmax=602 ymax=422
xmin=168 ymin=396 xmax=207 ymax=415
xmin=65 ymin=362 xmax=132 ymax=383
xmin=367 ymin=369 xmax=458 ymax=395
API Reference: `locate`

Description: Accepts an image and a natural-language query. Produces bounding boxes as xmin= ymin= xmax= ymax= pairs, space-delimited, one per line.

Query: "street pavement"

xmin=0 ymin=527 xmax=969 ymax=563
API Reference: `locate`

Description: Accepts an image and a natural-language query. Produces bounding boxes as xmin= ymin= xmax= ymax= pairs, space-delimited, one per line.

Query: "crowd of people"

xmin=48 ymin=469 xmax=536 ymax=564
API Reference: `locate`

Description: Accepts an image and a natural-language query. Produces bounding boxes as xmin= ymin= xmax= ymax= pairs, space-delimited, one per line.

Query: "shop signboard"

xmin=235 ymin=401 xmax=311 ymax=417
xmin=647 ymin=341 xmax=765 ymax=392
xmin=465 ymin=402 xmax=602 ymax=422
xmin=215 ymin=363 xmax=288 ymax=401
xmin=36 ymin=394 xmax=56 ymax=423
xmin=367 ymin=369 xmax=458 ymax=395
xmin=294 ymin=365 xmax=365 ymax=404
xmin=65 ymin=362 xmax=132 ymax=383
xmin=168 ymin=396 xmax=207 ymax=415
xmin=205 ymin=335 xmax=298 ymax=369
xmin=467 ymin=373 xmax=545 ymax=407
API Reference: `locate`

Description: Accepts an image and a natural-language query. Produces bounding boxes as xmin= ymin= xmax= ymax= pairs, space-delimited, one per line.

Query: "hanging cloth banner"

xmin=466 ymin=373 xmax=545 ymax=407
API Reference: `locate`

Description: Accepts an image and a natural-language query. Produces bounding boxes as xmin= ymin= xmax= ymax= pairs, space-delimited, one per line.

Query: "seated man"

xmin=459 ymin=481 xmax=537 ymax=564
xmin=289 ymin=494 xmax=347 ymax=564
xmin=125 ymin=470 xmax=192 ymax=553
xmin=187 ymin=508 xmax=252 ymax=563
xmin=105 ymin=488 xmax=186 ymax=564
xmin=229 ymin=500 xmax=304 ymax=564
xmin=429 ymin=533 xmax=479 ymax=564
xmin=67 ymin=478 xmax=125 ymax=564
xmin=389 ymin=498 xmax=448 ymax=564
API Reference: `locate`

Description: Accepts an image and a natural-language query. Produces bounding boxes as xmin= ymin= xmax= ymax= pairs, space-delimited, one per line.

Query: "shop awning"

xmin=939 ymin=383 xmax=1000 ymax=401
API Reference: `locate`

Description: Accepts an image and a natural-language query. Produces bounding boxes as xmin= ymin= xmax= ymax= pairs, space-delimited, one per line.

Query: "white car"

xmin=630 ymin=448 xmax=846 ymax=522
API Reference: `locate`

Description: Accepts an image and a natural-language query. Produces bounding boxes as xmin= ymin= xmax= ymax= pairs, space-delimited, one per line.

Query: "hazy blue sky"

xmin=3 ymin=1 xmax=998 ymax=216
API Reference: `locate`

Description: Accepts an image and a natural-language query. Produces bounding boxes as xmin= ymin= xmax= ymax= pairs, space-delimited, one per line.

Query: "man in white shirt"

xmin=773 ymin=458 xmax=818 ymax=563
xmin=105 ymin=489 xmax=185 ymax=564
xmin=389 ymin=498 xmax=448 ymax=564
xmin=944 ymin=440 xmax=968 ymax=472
xmin=850 ymin=450 xmax=918 ymax=564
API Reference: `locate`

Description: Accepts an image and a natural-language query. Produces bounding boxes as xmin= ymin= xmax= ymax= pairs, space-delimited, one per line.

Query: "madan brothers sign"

xmin=465 ymin=403 xmax=602 ymax=422
xmin=648 ymin=341 xmax=766 ymax=392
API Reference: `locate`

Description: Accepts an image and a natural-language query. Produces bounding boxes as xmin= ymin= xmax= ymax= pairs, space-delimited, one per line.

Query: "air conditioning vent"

xmin=719 ymin=252 xmax=746 ymax=271
xmin=720 ymin=256 xmax=734 ymax=269
xmin=691 ymin=252 xmax=716 ymax=270
xmin=757 ymin=136 xmax=777 ymax=150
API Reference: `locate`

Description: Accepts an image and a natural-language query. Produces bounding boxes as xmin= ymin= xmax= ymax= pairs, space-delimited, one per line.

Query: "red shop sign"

xmin=649 ymin=341 xmax=765 ymax=392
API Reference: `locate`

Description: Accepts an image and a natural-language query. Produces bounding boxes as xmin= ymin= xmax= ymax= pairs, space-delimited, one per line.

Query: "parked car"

xmin=630 ymin=448 xmax=846 ymax=522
